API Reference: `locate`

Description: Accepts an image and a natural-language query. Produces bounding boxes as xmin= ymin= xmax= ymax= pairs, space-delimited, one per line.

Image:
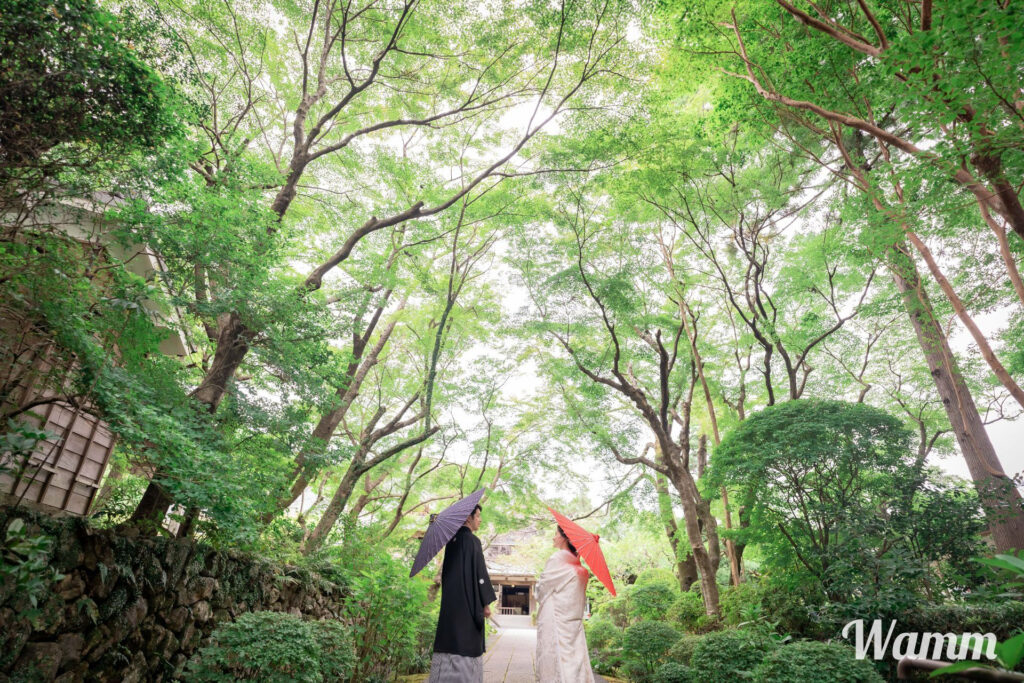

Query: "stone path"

xmin=483 ymin=616 xmax=536 ymax=683
xmin=482 ymin=615 xmax=608 ymax=683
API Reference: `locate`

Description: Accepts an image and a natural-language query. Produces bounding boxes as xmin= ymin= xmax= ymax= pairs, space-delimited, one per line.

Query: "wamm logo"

xmin=842 ymin=620 xmax=997 ymax=661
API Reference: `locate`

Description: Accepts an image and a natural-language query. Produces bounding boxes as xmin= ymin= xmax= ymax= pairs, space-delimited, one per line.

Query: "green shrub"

xmin=0 ymin=518 xmax=63 ymax=612
xmin=899 ymin=602 xmax=1024 ymax=641
xmin=690 ymin=629 xmax=776 ymax=682
xmin=629 ymin=580 xmax=677 ymax=622
xmin=720 ymin=580 xmax=766 ymax=626
xmin=622 ymin=621 xmax=680 ymax=676
xmin=590 ymin=648 xmax=625 ymax=677
xmin=623 ymin=658 xmax=652 ymax=682
xmin=753 ymin=641 xmax=884 ymax=682
xmin=337 ymin=552 xmax=433 ymax=681
xmin=761 ymin=574 xmax=824 ymax=638
xmin=316 ymin=621 xmax=358 ymax=681
xmin=186 ymin=611 xmax=355 ymax=682
xmin=599 ymin=592 xmax=632 ymax=628
xmin=666 ymin=634 xmax=701 ymax=666
xmin=653 ymin=661 xmax=697 ymax=683
xmin=637 ymin=568 xmax=679 ymax=586
xmin=586 ymin=618 xmax=621 ymax=651
xmin=667 ymin=591 xmax=705 ymax=632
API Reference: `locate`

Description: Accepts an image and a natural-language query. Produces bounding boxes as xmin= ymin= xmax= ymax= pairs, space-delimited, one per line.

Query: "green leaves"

xmin=974 ymin=552 xmax=1024 ymax=597
xmin=930 ymin=632 xmax=1024 ymax=677
xmin=708 ymin=399 xmax=986 ymax=610
xmin=997 ymin=633 xmax=1024 ymax=671
xmin=1 ymin=0 xmax=183 ymax=184
xmin=187 ymin=611 xmax=356 ymax=682
xmin=977 ymin=553 xmax=1024 ymax=577
xmin=0 ymin=518 xmax=64 ymax=615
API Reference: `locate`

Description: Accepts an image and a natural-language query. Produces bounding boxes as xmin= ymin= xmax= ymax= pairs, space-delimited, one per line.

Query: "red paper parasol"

xmin=547 ymin=507 xmax=616 ymax=596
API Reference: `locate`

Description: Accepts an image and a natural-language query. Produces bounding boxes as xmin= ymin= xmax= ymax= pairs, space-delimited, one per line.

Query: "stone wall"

xmin=0 ymin=507 xmax=347 ymax=682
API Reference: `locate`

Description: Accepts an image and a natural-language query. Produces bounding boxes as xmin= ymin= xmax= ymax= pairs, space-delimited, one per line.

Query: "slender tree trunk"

xmin=177 ymin=507 xmax=199 ymax=538
xmin=680 ymin=298 xmax=742 ymax=579
xmin=654 ymin=472 xmax=698 ymax=591
xmin=888 ymin=243 xmax=1024 ymax=551
xmin=264 ymin=308 xmax=400 ymax=523
xmin=346 ymin=472 xmax=387 ymax=524
xmin=904 ymin=230 xmax=1024 ymax=409
xmin=666 ymin=453 xmax=721 ymax=616
xmin=978 ymin=202 xmax=1024 ymax=309
xmin=720 ymin=488 xmax=741 ymax=584
xmin=303 ymin=460 xmax=365 ymax=554
xmin=382 ymin=444 xmax=428 ymax=538
xmin=266 ymin=412 xmax=348 ymax=523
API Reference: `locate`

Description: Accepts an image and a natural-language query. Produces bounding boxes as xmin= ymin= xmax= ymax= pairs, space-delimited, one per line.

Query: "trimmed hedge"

xmin=690 ymin=629 xmax=776 ymax=682
xmin=630 ymin=581 xmax=678 ymax=622
xmin=667 ymin=590 xmax=705 ymax=631
xmin=186 ymin=611 xmax=355 ymax=682
xmin=666 ymin=634 xmax=701 ymax=666
xmin=653 ymin=661 xmax=697 ymax=683
xmin=720 ymin=580 xmax=767 ymax=626
xmin=810 ymin=601 xmax=1024 ymax=642
xmin=622 ymin=621 xmax=681 ymax=675
xmin=585 ymin=619 xmax=621 ymax=651
xmin=753 ymin=641 xmax=884 ymax=683
xmin=899 ymin=602 xmax=1024 ymax=641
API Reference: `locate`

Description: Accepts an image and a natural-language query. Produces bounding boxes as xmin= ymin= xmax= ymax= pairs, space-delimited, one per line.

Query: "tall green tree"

xmin=126 ymin=0 xmax=634 ymax=525
xmin=663 ymin=0 xmax=1024 ymax=551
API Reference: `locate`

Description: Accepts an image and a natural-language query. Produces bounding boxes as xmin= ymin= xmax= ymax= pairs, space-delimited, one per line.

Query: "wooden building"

xmin=1 ymin=197 xmax=189 ymax=516
xmin=484 ymin=527 xmax=543 ymax=616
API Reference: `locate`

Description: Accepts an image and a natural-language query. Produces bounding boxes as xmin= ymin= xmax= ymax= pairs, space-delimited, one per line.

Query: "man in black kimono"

xmin=428 ymin=504 xmax=496 ymax=682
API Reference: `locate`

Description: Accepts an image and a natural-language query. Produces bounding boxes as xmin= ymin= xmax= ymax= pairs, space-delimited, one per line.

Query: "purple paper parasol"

xmin=409 ymin=489 xmax=485 ymax=578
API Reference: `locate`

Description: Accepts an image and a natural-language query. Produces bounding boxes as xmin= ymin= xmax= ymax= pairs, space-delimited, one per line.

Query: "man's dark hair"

xmin=472 ymin=504 xmax=482 ymax=515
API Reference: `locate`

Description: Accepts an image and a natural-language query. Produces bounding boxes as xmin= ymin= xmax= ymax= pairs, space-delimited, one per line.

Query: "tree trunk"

xmin=699 ymin=495 xmax=722 ymax=575
xmin=264 ymin=413 xmax=345 ymax=524
xmin=302 ymin=460 xmax=364 ymax=554
xmin=720 ymin=487 xmax=742 ymax=585
xmin=130 ymin=312 xmax=254 ymax=527
xmin=904 ymin=230 xmax=1024 ymax=409
xmin=666 ymin=455 xmax=721 ymax=616
xmin=191 ymin=312 xmax=254 ymax=410
xmin=654 ymin=472 xmax=698 ymax=591
xmin=128 ymin=478 xmax=174 ymax=527
xmin=266 ymin=314 xmax=400 ymax=523
xmin=346 ymin=472 xmax=387 ymax=525
xmin=979 ymin=202 xmax=1024 ymax=309
xmin=971 ymin=154 xmax=1024 ymax=243
xmin=888 ymin=243 xmax=1024 ymax=552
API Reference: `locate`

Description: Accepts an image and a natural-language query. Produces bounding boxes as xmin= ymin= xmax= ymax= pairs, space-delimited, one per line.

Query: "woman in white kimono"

xmin=535 ymin=526 xmax=595 ymax=683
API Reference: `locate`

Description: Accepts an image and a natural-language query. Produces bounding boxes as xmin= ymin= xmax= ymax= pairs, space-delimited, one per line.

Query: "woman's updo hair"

xmin=557 ymin=526 xmax=578 ymax=556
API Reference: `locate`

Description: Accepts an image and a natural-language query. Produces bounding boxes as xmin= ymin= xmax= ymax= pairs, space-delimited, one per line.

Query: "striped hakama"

xmin=428 ymin=652 xmax=484 ymax=682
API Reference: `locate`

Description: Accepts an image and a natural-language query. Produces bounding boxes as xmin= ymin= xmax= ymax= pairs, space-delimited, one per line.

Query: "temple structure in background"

xmin=485 ymin=526 xmax=543 ymax=617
